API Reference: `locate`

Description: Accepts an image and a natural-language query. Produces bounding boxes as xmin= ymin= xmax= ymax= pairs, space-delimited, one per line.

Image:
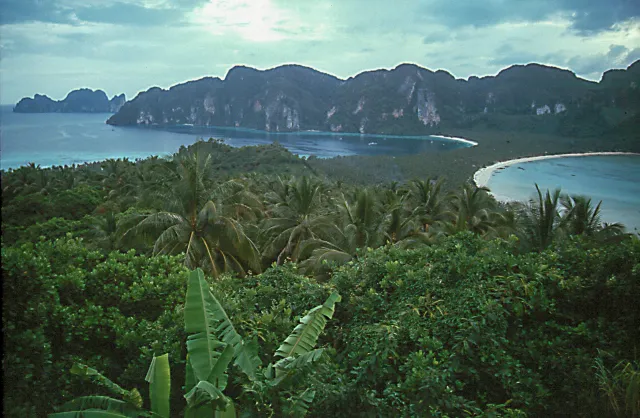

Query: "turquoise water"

xmin=486 ymin=155 xmax=640 ymax=233
xmin=0 ymin=106 xmax=470 ymax=170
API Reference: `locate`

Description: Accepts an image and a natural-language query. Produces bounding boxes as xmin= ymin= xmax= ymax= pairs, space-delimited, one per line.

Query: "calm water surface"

xmin=0 ymin=106 xmax=470 ymax=170
xmin=486 ymin=155 xmax=640 ymax=232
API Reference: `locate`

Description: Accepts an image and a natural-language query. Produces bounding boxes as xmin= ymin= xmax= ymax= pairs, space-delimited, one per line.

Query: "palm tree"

xmin=561 ymin=195 xmax=603 ymax=236
xmin=100 ymin=158 xmax=133 ymax=195
xmin=52 ymin=165 xmax=81 ymax=190
xmin=518 ymin=184 xmax=565 ymax=251
xmin=32 ymin=169 xmax=55 ymax=195
xmin=438 ymin=183 xmax=499 ymax=236
xmin=299 ymin=187 xmax=385 ymax=275
xmin=379 ymin=188 xmax=424 ymax=246
xmin=405 ymin=178 xmax=447 ymax=232
xmin=261 ymin=176 xmax=334 ymax=264
xmin=122 ymin=151 xmax=260 ymax=277
xmin=215 ymin=178 xmax=263 ymax=222
xmin=484 ymin=204 xmax=521 ymax=240
xmin=87 ymin=210 xmax=120 ymax=252
xmin=2 ymin=166 xmax=34 ymax=200
xmin=342 ymin=187 xmax=384 ymax=248
xmin=561 ymin=194 xmax=626 ymax=241
xmin=109 ymin=159 xmax=169 ymax=208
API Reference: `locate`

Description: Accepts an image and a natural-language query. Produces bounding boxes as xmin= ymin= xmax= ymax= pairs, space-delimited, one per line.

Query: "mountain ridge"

xmin=106 ymin=61 xmax=640 ymax=137
xmin=14 ymin=89 xmax=126 ymax=113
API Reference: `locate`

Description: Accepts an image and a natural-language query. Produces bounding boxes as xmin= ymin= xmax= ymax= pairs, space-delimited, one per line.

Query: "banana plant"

xmin=50 ymin=268 xmax=340 ymax=418
xmin=184 ymin=268 xmax=340 ymax=417
xmin=48 ymin=359 xmax=168 ymax=418
xmin=182 ymin=268 xmax=251 ymax=418
xmin=260 ymin=290 xmax=342 ymax=416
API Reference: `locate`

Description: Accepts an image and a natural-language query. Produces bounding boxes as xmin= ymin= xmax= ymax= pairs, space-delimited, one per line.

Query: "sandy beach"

xmin=430 ymin=135 xmax=479 ymax=147
xmin=474 ymin=152 xmax=640 ymax=189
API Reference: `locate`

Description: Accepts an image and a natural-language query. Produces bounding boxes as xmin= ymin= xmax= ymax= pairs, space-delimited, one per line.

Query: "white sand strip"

xmin=473 ymin=152 xmax=640 ymax=189
xmin=430 ymin=135 xmax=479 ymax=146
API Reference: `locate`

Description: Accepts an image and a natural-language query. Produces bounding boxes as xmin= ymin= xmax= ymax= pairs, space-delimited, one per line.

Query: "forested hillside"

xmin=107 ymin=61 xmax=640 ymax=138
xmin=2 ymin=140 xmax=639 ymax=417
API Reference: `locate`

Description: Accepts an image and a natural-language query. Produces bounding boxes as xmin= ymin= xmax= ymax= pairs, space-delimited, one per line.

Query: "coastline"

xmin=473 ymin=152 xmax=640 ymax=189
xmin=144 ymin=123 xmax=479 ymax=147
xmin=430 ymin=134 xmax=479 ymax=147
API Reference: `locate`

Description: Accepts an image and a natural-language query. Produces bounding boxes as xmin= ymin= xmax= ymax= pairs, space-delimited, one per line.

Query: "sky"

xmin=1 ymin=0 xmax=639 ymax=105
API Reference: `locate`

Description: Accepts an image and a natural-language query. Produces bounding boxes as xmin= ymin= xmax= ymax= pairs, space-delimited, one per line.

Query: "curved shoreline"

xmin=473 ymin=152 xmax=640 ymax=190
xmin=141 ymin=124 xmax=479 ymax=147
xmin=430 ymin=134 xmax=479 ymax=147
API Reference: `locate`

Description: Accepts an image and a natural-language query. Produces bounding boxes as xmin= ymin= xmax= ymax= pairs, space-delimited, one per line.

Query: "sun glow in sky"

xmin=0 ymin=0 xmax=639 ymax=104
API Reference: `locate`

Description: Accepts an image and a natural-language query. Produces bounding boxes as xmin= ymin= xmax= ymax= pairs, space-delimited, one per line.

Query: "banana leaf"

xmin=274 ymin=292 xmax=341 ymax=359
xmin=50 ymin=396 xmax=139 ymax=417
xmin=70 ymin=364 xmax=142 ymax=409
xmin=145 ymin=354 xmax=171 ymax=417
xmin=185 ymin=268 xmax=260 ymax=381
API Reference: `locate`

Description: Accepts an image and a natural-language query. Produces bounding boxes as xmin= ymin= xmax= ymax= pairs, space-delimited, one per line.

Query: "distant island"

xmin=14 ymin=89 xmax=126 ymax=113
xmin=107 ymin=60 xmax=639 ymax=139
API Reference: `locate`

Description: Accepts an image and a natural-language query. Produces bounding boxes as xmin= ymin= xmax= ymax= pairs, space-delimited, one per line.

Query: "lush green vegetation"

xmin=3 ymin=139 xmax=639 ymax=417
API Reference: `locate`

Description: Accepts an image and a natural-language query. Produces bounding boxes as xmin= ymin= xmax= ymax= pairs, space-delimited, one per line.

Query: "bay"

xmin=0 ymin=105 xmax=471 ymax=170
xmin=486 ymin=155 xmax=640 ymax=233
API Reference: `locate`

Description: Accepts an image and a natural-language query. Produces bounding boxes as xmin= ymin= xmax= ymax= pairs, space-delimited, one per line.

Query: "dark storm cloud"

xmin=0 ymin=0 xmax=206 ymax=26
xmin=0 ymin=0 xmax=71 ymax=25
xmin=420 ymin=1 xmax=549 ymax=28
xmin=564 ymin=0 xmax=640 ymax=34
xmin=421 ymin=0 xmax=639 ymax=34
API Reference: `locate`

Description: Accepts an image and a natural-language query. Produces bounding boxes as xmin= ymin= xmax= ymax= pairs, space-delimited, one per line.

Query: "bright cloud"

xmin=189 ymin=0 xmax=328 ymax=42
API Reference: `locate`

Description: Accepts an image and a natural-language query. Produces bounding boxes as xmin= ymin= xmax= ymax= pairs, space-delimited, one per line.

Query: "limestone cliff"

xmin=106 ymin=61 xmax=640 ymax=137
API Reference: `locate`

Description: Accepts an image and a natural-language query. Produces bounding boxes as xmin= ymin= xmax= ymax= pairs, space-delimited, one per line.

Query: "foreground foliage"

xmin=3 ymin=232 xmax=639 ymax=416
xmin=2 ymin=142 xmax=639 ymax=416
xmin=46 ymin=268 xmax=340 ymax=417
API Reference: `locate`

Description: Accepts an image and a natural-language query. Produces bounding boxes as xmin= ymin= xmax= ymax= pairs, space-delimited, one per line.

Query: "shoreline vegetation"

xmin=473 ymin=151 xmax=640 ymax=192
xmin=305 ymin=127 xmax=640 ymax=187
xmin=2 ymin=121 xmax=639 ymax=189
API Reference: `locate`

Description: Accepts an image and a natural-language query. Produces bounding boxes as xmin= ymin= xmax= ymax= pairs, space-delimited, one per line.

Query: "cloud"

xmin=488 ymin=43 xmax=570 ymax=68
xmin=419 ymin=0 xmax=640 ymax=34
xmin=422 ymin=31 xmax=452 ymax=45
xmin=568 ymin=44 xmax=640 ymax=78
xmin=0 ymin=0 xmax=71 ymax=25
xmin=561 ymin=0 xmax=640 ymax=34
xmin=0 ymin=0 xmax=205 ymax=26
xmin=74 ymin=3 xmax=180 ymax=26
xmin=628 ymin=48 xmax=640 ymax=64
xmin=187 ymin=0 xmax=329 ymax=42
xmin=488 ymin=44 xmax=541 ymax=67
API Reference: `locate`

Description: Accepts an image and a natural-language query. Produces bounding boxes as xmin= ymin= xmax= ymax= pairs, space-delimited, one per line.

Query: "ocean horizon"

xmin=0 ymin=106 xmax=471 ymax=170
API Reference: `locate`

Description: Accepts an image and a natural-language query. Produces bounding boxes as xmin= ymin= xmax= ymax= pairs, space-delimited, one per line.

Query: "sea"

xmin=0 ymin=106 xmax=470 ymax=170
xmin=2 ymin=106 xmax=638 ymax=231
xmin=486 ymin=155 xmax=640 ymax=233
